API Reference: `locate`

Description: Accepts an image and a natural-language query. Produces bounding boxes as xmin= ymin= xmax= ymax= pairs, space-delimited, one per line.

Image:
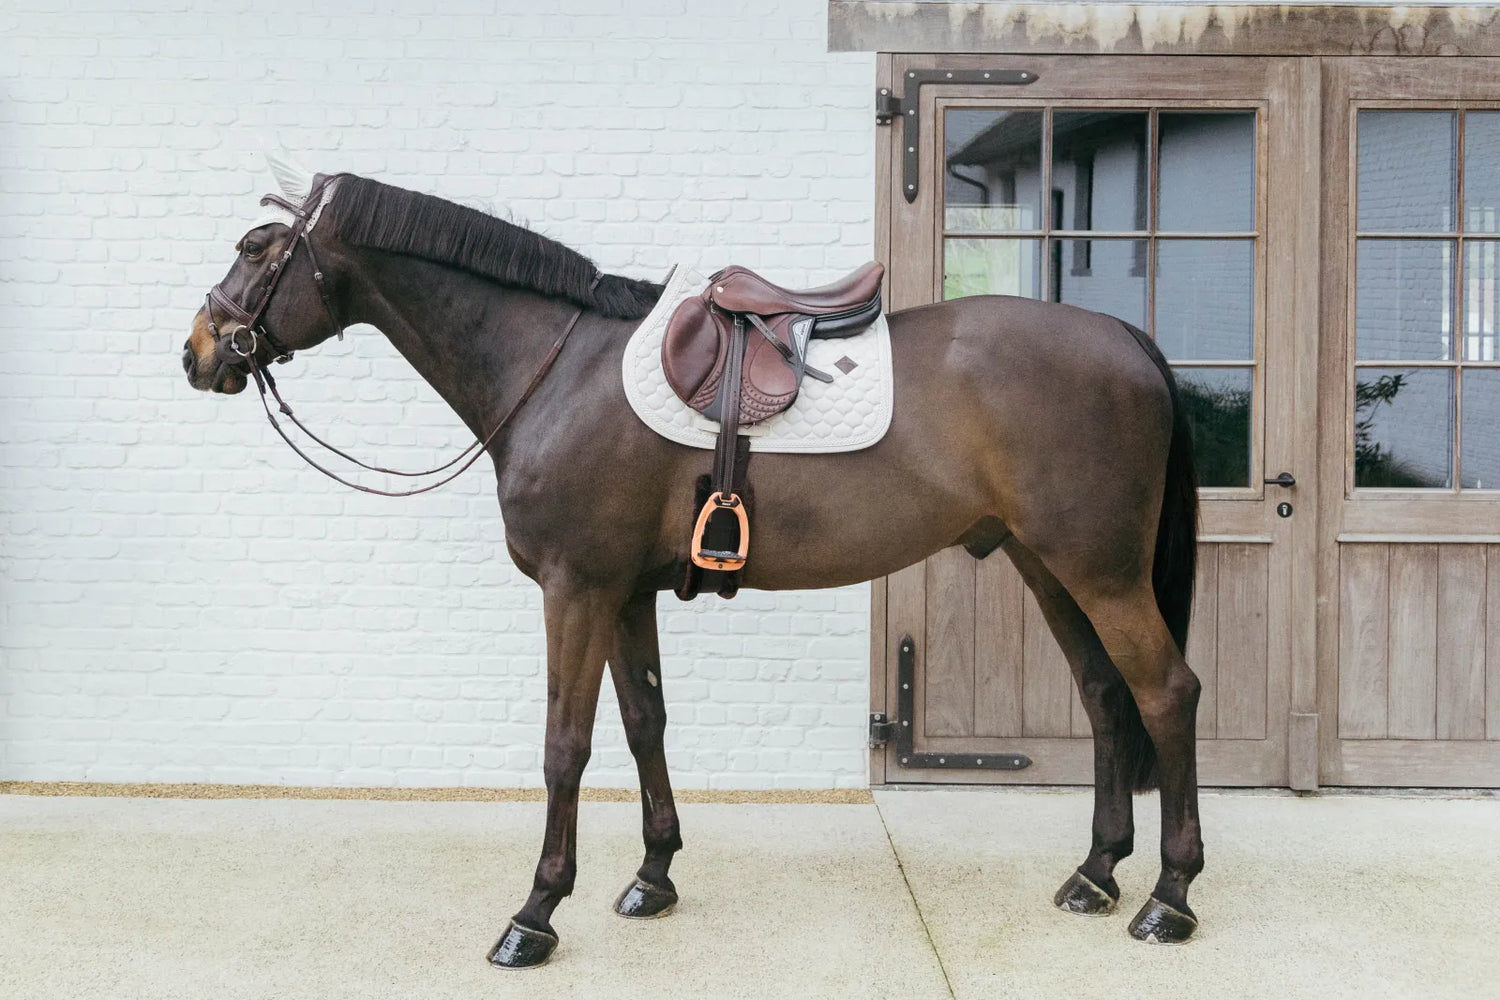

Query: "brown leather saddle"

xmin=661 ymin=261 xmax=884 ymax=581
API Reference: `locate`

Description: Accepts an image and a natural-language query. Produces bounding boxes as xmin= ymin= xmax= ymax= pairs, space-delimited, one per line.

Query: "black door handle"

xmin=1264 ymin=472 xmax=1296 ymax=488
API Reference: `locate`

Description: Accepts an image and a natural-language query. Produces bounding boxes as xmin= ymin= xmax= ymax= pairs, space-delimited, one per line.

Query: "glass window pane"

xmin=1356 ymin=239 xmax=1454 ymax=361
xmin=1155 ymin=240 xmax=1254 ymax=361
xmin=945 ymin=109 xmax=1043 ymax=232
xmin=1054 ymin=239 xmax=1147 ymax=327
xmin=1357 ymin=111 xmax=1457 ymax=232
xmin=1464 ymin=112 xmax=1500 ymax=233
xmin=1158 ymin=112 xmax=1256 ymax=232
xmin=1465 ymin=240 xmax=1500 ymax=361
xmin=1051 ymin=111 xmax=1148 ymax=233
xmin=1462 ymin=370 xmax=1500 ymax=489
xmin=1174 ymin=367 xmax=1252 ymax=488
xmin=944 ymin=238 xmax=1042 ymax=300
xmin=1354 ymin=368 xmax=1454 ymax=488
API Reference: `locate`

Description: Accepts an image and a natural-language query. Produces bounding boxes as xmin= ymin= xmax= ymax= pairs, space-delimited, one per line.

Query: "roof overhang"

xmin=828 ymin=2 xmax=1500 ymax=56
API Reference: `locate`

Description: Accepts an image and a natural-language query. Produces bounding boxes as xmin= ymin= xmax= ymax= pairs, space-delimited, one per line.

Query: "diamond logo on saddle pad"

xmin=622 ymin=266 xmax=894 ymax=454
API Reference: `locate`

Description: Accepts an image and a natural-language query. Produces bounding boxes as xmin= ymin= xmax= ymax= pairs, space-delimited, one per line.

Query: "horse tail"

xmin=1116 ymin=320 xmax=1200 ymax=789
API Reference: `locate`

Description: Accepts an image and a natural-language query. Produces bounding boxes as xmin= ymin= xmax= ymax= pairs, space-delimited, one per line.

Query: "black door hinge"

xmin=876 ymin=68 xmax=1038 ymax=203
xmin=873 ymin=635 xmax=1031 ymax=771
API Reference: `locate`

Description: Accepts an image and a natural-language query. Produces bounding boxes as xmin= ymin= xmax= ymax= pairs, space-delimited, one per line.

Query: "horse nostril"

xmin=182 ymin=346 xmax=195 ymax=375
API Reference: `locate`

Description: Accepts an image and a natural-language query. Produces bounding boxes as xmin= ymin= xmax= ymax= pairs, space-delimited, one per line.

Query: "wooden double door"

xmin=870 ymin=54 xmax=1500 ymax=788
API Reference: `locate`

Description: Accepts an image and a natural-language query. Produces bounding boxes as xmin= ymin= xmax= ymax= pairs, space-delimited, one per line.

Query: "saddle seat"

xmin=708 ymin=261 xmax=885 ymax=318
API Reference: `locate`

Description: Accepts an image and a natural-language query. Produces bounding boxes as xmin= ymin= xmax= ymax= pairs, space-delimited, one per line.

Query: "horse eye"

xmin=242 ymin=242 xmax=264 ymax=259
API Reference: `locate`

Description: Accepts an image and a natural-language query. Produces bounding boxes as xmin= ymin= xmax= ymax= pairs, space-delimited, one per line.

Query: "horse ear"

xmin=264 ymin=145 xmax=313 ymax=203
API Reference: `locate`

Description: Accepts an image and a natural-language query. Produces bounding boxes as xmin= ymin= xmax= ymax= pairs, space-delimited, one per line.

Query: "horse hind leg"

xmin=1066 ymin=581 xmax=1204 ymax=944
xmin=1001 ymin=539 xmax=1149 ymax=918
xmin=606 ymin=589 xmax=683 ymax=919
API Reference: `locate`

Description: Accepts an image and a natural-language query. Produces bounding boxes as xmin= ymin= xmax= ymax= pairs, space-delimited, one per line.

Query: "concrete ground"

xmin=1 ymin=789 xmax=1495 ymax=1000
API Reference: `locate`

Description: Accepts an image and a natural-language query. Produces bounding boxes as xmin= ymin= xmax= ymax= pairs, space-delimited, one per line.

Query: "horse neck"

xmin=345 ymin=252 xmax=585 ymax=440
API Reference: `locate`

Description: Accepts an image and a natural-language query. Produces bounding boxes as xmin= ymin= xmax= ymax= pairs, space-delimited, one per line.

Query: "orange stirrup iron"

xmin=690 ymin=491 xmax=749 ymax=571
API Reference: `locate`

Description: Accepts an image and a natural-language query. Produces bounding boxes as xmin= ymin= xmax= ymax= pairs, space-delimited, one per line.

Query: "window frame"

xmin=1344 ymin=99 xmax=1500 ymax=499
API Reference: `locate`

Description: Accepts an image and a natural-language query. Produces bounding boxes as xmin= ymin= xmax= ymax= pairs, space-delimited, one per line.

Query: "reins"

xmin=238 ymin=307 xmax=586 ymax=497
xmin=208 ymin=176 xmax=595 ymax=498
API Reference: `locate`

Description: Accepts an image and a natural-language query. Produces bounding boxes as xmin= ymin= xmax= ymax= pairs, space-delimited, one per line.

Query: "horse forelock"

xmin=329 ymin=175 xmax=662 ymax=320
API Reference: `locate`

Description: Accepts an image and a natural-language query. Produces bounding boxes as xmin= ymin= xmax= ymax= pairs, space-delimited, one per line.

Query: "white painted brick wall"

xmin=0 ymin=0 xmax=876 ymax=789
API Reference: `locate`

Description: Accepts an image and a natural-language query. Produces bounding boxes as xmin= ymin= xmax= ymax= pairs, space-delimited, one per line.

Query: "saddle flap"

xmin=664 ymin=293 xmax=800 ymax=425
xmin=662 ymin=295 xmax=724 ymax=410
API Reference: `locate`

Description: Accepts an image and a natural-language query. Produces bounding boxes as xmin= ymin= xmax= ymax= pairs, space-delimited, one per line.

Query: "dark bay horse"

xmin=182 ymin=168 xmax=1204 ymax=968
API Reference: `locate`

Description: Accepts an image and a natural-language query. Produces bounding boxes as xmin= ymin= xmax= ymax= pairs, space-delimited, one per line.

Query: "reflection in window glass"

xmin=1354 ymin=368 xmax=1454 ymax=488
xmin=1173 ymin=367 xmax=1252 ymax=487
xmin=1051 ymin=111 xmax=1149 ymax=233
xmin=943 ymin=238 xmax=1042 ymax=300
xmin=1356 ymin=240 xmax=1454 ymax=361
xmin=1466 ymin=240 xmax=1500 ymax=362
xmin=1462 ymin=371 xmax=1500 ymax=489
xmin=1357 ymin=111 xmax=1457 ymax=232
xmin=1054 ymin=239 xmax=1146 ymax=327
xmin=944 ymin=109 xmax=1043 ymax=232
xmin=1155 ymin=241 xmax=1254 ymax=361
xmin=1158 ymin=112 xmax=1256 ymax=232
xmin=1465 ymin=112 xmax=1500 ymax=234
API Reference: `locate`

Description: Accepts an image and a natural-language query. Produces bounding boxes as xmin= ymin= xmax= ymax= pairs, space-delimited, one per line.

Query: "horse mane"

xmin=329 ymin=175 xmax=662 ymax=320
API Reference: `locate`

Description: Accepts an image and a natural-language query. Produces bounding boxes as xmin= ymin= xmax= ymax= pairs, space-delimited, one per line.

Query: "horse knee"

xmin=620 ymin=700 xmax=666 ymax=756
xmin=543 ymin=739 xmax=591 ymax=790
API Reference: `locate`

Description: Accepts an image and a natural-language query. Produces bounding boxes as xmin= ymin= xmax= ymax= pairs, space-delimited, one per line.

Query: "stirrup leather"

xmin=691 ymin=491 xmax=749 ymax=571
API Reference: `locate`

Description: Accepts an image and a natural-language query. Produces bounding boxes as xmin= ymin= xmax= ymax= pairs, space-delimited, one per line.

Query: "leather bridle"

xmin=206 ymin=175 xmax=591 ymax=498
xmin=205 ymin=173 xmax=345 ymax=372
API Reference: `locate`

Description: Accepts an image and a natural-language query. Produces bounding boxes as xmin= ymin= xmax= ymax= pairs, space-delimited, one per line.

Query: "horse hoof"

xmin=1128 ymin=896 xmax=1198 ymax=944
xmin=487 ymin=919 xmax=559 ymax=969
xmin=1053 ymin=870 xmax=1118 ymax=916
xmin=613 ymin=877 xmax=678 ymax=919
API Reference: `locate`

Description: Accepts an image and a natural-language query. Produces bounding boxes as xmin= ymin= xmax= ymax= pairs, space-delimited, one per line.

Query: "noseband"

xmin=208 ymin=176 xmax=593 ymax=497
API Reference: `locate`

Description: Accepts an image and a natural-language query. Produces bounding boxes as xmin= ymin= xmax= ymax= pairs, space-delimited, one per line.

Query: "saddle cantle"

xmin=660 ymin=262 xmax=884 ymax=583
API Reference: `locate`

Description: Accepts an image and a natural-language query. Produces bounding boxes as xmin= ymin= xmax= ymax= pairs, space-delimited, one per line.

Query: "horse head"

xmin=182 ymin=150 xmax=347 ymax=395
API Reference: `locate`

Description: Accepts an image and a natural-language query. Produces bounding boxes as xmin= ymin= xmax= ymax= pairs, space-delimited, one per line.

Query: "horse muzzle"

xmin=184 ymin=308 xmax=248 ymax=394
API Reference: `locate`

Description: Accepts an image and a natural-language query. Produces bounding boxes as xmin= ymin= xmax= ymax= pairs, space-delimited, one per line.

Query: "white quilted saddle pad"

xmin=621 ymin=265 xmax=893 ymax=454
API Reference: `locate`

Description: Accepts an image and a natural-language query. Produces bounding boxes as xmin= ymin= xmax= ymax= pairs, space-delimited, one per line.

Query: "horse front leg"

xmin=607 ymin=589 xmax=684 ymax=919
xmin=488 ymin=586 xmax=615 ymax=970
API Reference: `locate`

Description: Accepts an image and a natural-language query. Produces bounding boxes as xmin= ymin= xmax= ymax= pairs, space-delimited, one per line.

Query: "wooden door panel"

xmin=1337 ymin=542 xmax=1499 ymax=744
xmin=923 ymin=546 xmax=975 ymax=737
xmin=1436 ymin=546 xmax=1488 ymax=740
xmin=974 ymin=550 xmax=1024 ymax=736
xmin=1020 ymin=587 xmax=1075 ymax=738
xmin=1337 ymin=544 xmax=1390 ymax=739
xmin=1186 ymin=543 xmax=1220 ymax=738
xmin=1489 ymin=546 xmax=1500 ymax=741
xmin=1387 ymin=545 xmax=1439 ymax=740
xmin=1214 ymin=543 xmax=1271 ymax=740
